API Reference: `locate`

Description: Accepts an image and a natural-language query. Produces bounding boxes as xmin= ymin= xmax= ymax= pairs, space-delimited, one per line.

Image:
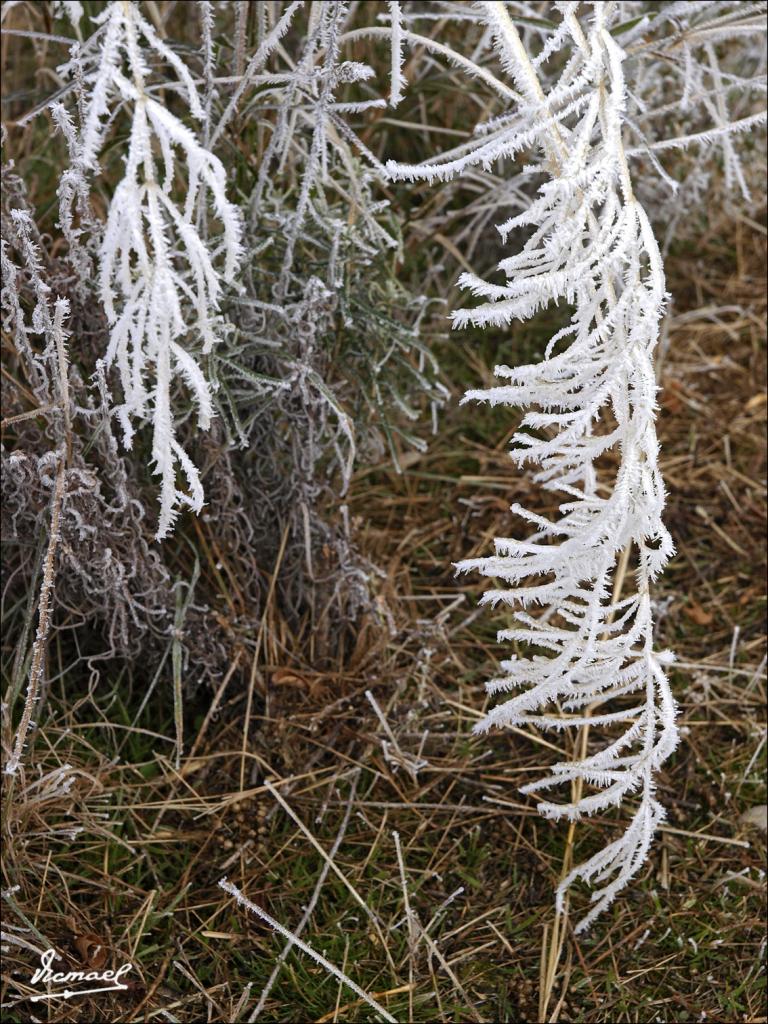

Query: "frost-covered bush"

xmin=0 ymin=162 xmax=239 ymax=773
xmin=1 ymin=1 xmax=444 ymax=683
xmin=206 ymin=0 xmax=446 ymax=636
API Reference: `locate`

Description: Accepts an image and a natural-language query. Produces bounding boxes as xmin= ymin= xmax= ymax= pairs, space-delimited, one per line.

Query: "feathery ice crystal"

xmin=388 ymin=0 xmax=692 ymax=930
xmin=59 ymin=1 xmax=242 ymax=537
xmin=390 ymin=0 xmax=765 ymax=929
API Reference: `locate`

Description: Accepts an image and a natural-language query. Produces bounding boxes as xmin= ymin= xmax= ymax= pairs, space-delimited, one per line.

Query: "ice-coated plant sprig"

xmin=59 ymin=1 xmax=242 ymax=537
xmin=387 ymin=0 xmax=687 ymax=930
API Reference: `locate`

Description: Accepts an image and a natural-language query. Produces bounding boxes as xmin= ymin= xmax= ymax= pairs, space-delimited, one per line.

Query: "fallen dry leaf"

xmin=685 ymin=602 xmax=714 ymax=626
xmin=744 ymin=392 xmax=767 ymax=412
xmin=73 ymin=931 xmax=109 ymax=969
xmin=271 ymin=668 xmax=307 ymax=689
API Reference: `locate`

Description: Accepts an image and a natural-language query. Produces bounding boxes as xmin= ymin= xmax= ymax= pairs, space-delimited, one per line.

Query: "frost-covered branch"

xmin=387 ymin=0 xmax=685 ymax=930
xmin=386 ymin=0 xmax=765 ymax=930
xmin=219 ymin=878 xmax=397 ymax=1023
xmin=59 ymin=1 xmax=243 ymax=537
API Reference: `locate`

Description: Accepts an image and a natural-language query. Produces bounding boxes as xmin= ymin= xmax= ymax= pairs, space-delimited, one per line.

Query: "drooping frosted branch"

xmin=387 ymin=0 xmax=686 ymax=930
xmin=58 ymin=1 xmax=242 ymax=537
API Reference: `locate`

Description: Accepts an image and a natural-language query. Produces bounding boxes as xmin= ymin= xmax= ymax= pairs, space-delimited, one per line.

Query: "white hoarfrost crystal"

xmin=462 ymin=4 xmax=680 ymax=932
xmin=388 ymin=1 xmax=693 ymax=930
xmin=60 ymin=2 xmax=242 ymax=537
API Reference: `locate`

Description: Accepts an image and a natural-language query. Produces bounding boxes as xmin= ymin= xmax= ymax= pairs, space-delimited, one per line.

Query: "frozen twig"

xmin=219 ymin=879 xmax=397 ymax=1023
